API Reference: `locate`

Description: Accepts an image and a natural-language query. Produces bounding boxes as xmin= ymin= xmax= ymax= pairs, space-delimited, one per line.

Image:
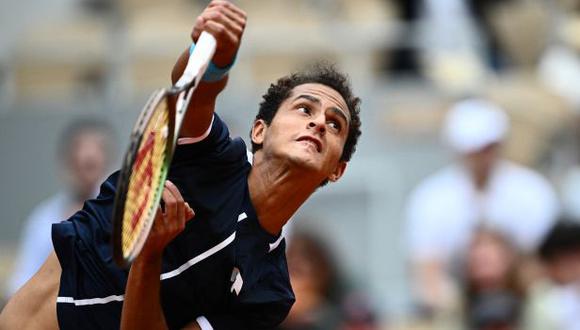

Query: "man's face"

xmin=463 ymin=143 xmax=500 ymax=178
xmin=252 ymin=83 xmax=350 ymax=183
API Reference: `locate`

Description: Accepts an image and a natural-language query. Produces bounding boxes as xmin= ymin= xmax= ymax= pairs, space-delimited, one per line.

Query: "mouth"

xmin=297 ymin=136 xmax=322 ymax=152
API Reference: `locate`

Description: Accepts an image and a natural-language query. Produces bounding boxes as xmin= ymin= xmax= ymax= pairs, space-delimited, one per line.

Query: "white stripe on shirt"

xmin=57 ymin=231 xmax=236 ymax=305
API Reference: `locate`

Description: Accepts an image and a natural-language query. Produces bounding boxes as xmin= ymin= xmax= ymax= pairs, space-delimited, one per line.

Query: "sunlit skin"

xmin=248 ymin=83 xmax=350 ymax=235
xmin=252 ymin=83 xmax=349 ymax=180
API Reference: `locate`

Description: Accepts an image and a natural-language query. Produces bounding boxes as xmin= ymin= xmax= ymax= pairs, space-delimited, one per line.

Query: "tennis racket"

xmin=112 ymin=32 xmax=217 ymax=268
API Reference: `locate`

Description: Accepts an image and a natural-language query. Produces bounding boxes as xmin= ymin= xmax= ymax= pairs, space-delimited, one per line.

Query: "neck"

xmin=248 ymin=153 xmax=323 ymax=236
xmin=472 ymin=171 xmax=489 ymax=191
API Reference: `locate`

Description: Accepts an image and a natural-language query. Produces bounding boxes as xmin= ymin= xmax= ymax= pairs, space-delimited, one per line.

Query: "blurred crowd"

xmin=4 ymin=118 xmax=115 ymax=297
xmin=395 ymin=0 xmax=580 ymax=328
xmin=404 ymin=99 xmax=579 ymax=330
xmin=4 ymin=0 xmax=580 ymax=329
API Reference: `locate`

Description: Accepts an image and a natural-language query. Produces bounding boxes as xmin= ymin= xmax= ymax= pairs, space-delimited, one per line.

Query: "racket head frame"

xmin=112 ymin=32 xmax=217 ymax=267
xmin=112 ymin=88 xmax=172 ymax=268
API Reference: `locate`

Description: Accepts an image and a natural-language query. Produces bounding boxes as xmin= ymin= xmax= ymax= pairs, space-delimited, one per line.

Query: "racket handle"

xmin=175 ymin=31 xmax=217 ymax=89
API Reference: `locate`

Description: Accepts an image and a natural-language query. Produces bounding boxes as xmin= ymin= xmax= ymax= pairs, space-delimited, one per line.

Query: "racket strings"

xmin=122 ymin=99 xmax=170 ymax=256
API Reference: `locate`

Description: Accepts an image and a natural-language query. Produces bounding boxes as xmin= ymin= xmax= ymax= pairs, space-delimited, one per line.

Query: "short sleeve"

xmin=172 ymin=113 xmax=232 ymax=163
xmin=51 ymin=171 xmax=129 ymax=296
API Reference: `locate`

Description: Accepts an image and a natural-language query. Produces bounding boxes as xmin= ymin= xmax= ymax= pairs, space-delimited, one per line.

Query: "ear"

xmin=327 ymin=161 xmax=347 ymax=182
xmin=251 ymin=119 xmax=267 ymax=147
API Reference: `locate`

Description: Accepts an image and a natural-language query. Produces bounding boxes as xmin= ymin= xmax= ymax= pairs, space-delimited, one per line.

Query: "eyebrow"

xmin=293 ymin=94 xmax=350 ymax=126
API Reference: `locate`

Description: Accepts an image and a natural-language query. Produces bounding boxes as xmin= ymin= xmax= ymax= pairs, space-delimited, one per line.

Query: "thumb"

xmin=185 ymin=202 xmax=195 ymax=221
xmin=191 ymin=17 xmax=204 ymax=43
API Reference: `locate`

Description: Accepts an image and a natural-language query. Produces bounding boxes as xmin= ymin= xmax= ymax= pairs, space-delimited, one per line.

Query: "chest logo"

xmin=230 ymin=267 xmax=243 ymax=296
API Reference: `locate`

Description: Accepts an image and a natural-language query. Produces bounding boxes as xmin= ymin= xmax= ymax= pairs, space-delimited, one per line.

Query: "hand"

xmin=139 ymin=180 xmax=195 ymax=260
xmin=191 ymin=0 xmax=247 ymax=67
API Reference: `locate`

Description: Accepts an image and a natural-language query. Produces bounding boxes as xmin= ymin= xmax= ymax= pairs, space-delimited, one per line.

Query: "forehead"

xmin=288 ymin=83 xmax=348 ymax=113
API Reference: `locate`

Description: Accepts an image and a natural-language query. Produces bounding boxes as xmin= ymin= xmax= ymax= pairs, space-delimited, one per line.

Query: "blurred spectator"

xmin=464 ymin=229 xmax=523 ymax=330
xmin=524 ymin=220 xmax=580 ymax=330
xmin=277 ymin=232 xmax=343 ymax=330
xmin=558 ymin=120 xmax=580 ymax=221
xmin=468 ymin=291 xmax=520 ymax=330
xmin=405 ymin=98 xmax=558 ymax=320
xmin=4 ymin=118 xmax=115 ymax=297
xmin=415 ymin=0 xmax=490 ymax=93
xmin=340 ymin=292 xmax=378 ymax=330
xmin=468 ymin=0 xmax=514 ymax=72
xmin=386 ymin=0 xmax=423 ymax=76
xmin=560 ymin=164 xmax=580 ymax=221
xmin=278 ymin=231 xmax=378 ymax=330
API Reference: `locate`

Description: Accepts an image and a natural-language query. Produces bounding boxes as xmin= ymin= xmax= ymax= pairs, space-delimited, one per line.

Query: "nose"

xmin=308 ymin=117 xmax=325 ymax=135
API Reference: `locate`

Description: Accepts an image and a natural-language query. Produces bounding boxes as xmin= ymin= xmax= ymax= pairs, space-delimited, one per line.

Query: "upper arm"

xmin=182 ymin=320 xmax=201 ymax=330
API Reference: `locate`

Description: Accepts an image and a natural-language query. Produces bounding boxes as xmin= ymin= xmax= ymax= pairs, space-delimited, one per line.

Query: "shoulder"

xmin=173 ymin=113 xmax=249 ymax=165
xmin=494 ymin=162 xmax=560 ymax=221
xmin=497 ymin=161 xmax=554 ymax=190
xmin=495 ymin=161 xmax=557 ymax=204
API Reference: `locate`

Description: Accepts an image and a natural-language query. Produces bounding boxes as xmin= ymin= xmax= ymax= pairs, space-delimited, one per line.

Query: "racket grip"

xmin=189 ymin=43 xmax=236 ymax=82
xmin=175 ymin=31 xmax=217 ymax=89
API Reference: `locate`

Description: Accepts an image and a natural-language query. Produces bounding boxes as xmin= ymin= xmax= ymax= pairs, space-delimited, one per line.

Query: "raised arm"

xmin=171 ymin=0 xmax=247 ymax=139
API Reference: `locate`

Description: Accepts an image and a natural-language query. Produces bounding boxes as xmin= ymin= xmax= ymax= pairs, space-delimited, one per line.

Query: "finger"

xmin=205 ymin=3 xmax=246 ymax=31
xmin=184 ymin=202 xmax=195 ymax=221
xmin=203 ymin=20 xmax=239 ymax=47
xmin=164 ymin=180 xmax=185 ymax=201
xmin=165 ymin=180 xmax=185 ymax=229
xmin=162 ymin=185 xmax=177 ymax=225
xmin=208 ymin=1 xmax=247 ymax=21
xmin=175 ymin=193 xmax=185 ymax=230
xmin=191 ymin=16 xmax=204 ymax=42
xmin=201 ymin=8 xmax=243 ymax=37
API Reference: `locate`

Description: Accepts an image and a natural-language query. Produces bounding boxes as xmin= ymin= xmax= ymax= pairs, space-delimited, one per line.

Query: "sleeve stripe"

xmin=177 ymin=115 xmax=215 ymax=145
xmin=196 ymin=316 xmax=214 ymax=330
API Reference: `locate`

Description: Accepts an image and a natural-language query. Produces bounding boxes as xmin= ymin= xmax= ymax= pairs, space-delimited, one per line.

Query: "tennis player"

xmin=0 ymin=1 xmax=362 ymax=329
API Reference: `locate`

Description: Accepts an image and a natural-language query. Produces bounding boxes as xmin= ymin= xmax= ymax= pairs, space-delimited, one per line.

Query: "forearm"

xmin=121 ymin=254 xmax=167 ymax=330
xmin=171 ymin=47 xmax=228 ymax=138
xmin=121 ymin=181 xmax=195 ymax=329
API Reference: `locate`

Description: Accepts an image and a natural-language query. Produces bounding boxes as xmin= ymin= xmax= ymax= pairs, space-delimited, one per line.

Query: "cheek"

xmin=328 ymin=138 xmax=346 ymax=159
xmin=262 ymin=124 xmax=290 ymax=151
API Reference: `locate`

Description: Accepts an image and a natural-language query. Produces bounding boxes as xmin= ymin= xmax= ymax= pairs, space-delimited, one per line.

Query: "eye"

xmin=298 ymin=106 xmax=311 ymax=115
xmin=327 ymin=120 xmax=342 ymax=132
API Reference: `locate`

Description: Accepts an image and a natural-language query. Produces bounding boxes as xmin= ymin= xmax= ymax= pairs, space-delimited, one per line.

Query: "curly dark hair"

xmin=251 ymin=63 xmax=362 ymax=162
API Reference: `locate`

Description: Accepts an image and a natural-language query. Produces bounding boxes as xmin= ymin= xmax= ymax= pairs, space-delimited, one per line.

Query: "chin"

xmin=285 ymin=151 xmax=323 ymax=172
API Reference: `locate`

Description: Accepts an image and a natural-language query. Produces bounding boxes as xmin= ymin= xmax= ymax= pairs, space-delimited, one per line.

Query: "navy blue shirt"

xmin=52 ymin=114 xmax=295 ymax=329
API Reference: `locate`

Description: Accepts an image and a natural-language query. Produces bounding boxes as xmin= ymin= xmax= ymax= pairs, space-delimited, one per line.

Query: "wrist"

xmin=189 ymin=43 xmax=236 ymax=82
xmin=135 ymin=248 xmax=164 ymax=266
